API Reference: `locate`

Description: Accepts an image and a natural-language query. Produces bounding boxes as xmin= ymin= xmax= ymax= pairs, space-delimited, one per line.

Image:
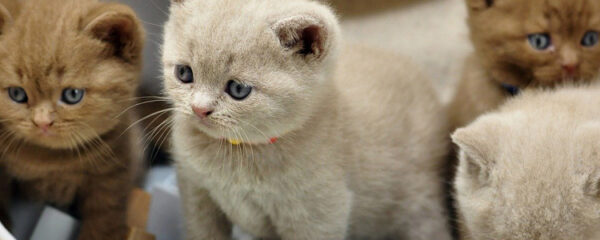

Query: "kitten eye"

xmin=8 ymin=87 xmax=28 ymax=104
xmin=175 ymin=65 xmax=194 ymax=83
xmin=61 ymin=88 xmax=85 ymax=105
xmin=226 ymin=80 xmax=252 ymax=101
xmin=582 ymin=31 xmax=599 ymax=47
xmin=528 ymin=33 xmax=552 ymax=50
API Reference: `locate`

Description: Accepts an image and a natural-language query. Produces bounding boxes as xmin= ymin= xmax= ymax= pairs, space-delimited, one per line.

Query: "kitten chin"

xmin=0 ymin=0 xmax=145 ymax=240
xmin=164 ymin=0 xmax=452 ymax=239
xmin=453 ymin=84 xmax=600 ymax=240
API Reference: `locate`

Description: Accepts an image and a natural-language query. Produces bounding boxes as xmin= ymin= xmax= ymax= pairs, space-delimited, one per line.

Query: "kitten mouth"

xmin=38 ymin=129 xmax=56 ymax=137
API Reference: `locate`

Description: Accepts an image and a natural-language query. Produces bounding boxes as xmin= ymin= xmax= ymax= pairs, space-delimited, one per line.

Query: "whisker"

xmin=119 ymin=108 xmax=175 ymax=138
xmin=114 ymin=99 xmax=173 ymax=119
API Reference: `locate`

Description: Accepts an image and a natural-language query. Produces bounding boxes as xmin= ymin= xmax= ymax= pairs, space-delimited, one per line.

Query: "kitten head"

xmin=0 ymin=0 xmax=144 ymax=149
xmin=452 ymin=89 xmax=600 ymax=240
xmin=162 ymin=0 xmax=340 ymax=143
xmin=466 ymin=0 xmax=600 ymax=87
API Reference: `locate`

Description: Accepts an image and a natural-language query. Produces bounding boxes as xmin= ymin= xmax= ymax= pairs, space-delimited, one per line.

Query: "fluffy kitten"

xmin=449 ymin=0 xmax=600 ymax=128
xmin=0 ymin=0 xmax=144 ymax=239
xmin=163 ymin=0 xmax=451 ymax=239
xmin=453 ymin=84 xmax=600 ymax=240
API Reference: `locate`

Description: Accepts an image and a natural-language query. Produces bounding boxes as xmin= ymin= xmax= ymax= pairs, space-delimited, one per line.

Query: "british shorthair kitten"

xmin=163 ymin=0 xmax=451 ymax=239
xmin=449 ymin=0 xmax=600 ymax=128
xmin=0 ymin=0 xmax=144 ymax=239
xmin=453 ymin=84 xmax=600 ymax=240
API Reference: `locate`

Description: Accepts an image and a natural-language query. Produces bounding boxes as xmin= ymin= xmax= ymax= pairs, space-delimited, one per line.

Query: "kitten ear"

xmin=272 ymin=15 xmax=333 ymax=61
xmin=466 ymin=0 xmax=495 ymax=10
xmin=452 ymin=126 xmax=497 ymax=186
xmin=82 ymin=3 xmax=144 ymax=63
xmin=0 ymin=1 xmax=16 ymax=35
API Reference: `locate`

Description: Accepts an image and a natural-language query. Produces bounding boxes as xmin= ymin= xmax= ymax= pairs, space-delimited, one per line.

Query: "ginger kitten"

xmin=453 ymin=85 xmax=600 ymax=240
xmin=449 ymin=0 xmax=600 ymax=128
xmin=0 ymin=0 xmax=144 ymax=239
xmin=163 ymin=0 xmax=451 ymax=239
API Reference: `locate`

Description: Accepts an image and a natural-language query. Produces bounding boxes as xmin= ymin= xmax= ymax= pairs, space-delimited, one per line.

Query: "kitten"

xmin=163 ymin=0 xmax=451 ymax=239
xmin=0 ymin=0 xmax=144 ymax=239
xmin=452 ymin=84 xmax=600 ymax=240
xmin=449 ymin=0 xmax=600 ymax=129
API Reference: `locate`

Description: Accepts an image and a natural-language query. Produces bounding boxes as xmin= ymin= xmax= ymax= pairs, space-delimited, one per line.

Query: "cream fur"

xmin=453 ymin=84 xmax=600 ymax=240
xmin=163 ymin=0 xmax=451 ymax=239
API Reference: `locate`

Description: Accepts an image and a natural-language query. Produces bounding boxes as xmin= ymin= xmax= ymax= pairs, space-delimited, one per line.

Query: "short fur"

xmin=449 ymin=0 xmax=600 ymax=128
xmin=453 ymin=84 xmax=600 ymax=240
xmin=163 ymin=0 xmax=451 ymax=239
xmin=0 ymin=0 xmax=144 ymax=239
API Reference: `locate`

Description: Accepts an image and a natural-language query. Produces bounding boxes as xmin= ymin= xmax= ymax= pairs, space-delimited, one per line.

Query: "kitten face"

xmin=0 ymin=0 xmax=142 ymax=150
xmin=467 ymin=0 xmax=600 ymax=86
xmin=163 ymin=0 xmax=338 ymax=143
xmin=453 ymin=113 xmax=600 ymax=240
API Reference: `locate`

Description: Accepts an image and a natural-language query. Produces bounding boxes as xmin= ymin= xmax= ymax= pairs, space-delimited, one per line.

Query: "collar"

xmin=227 ymin=137 xmax=278 ymax=145
xmin=501 ymin=83 xmax=520 ymax=96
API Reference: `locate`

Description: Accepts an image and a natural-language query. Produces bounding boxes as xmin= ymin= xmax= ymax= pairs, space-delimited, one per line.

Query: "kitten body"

xmin=164 ymin=0 xmax=451 ymax=239
xmin=0 ymin=0 xmax=144 ymax=239
xmin=453 ymin=84 xmax=600 ymax=240
xmin=449 ymin=0 xmax=600 ymax=129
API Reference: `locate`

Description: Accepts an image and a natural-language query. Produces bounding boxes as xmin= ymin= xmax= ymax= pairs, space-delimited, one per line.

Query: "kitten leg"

xmin=77 ymin=170 xmax=132 ymax=240
xmin=177 ymin=172 xmax=232 ymax=240
xmin=271 ymin=184 xmax=352 ymax=240
xmin=0 ymin=169 xmax=11 ymax=229
xmin=393 ymin=173 xmax=452 ymax=240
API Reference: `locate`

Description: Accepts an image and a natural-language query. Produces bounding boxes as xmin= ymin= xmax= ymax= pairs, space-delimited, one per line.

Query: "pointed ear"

xmin=0 ymin=1 xmax=17 ymax=35
xmin=452 ymin=126 xmax=497 ymax=186
xmin=272 ymin=15 xmax=333 ymax=61
xmin=82 ymin=3 xmax=144 ymax=63
xmin=466 ymin=0 xmax=495 ymax=10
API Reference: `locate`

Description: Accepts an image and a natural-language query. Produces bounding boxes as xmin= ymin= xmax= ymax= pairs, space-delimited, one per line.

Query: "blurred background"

xmin=121 ymin=0 xmax=471 ymax=102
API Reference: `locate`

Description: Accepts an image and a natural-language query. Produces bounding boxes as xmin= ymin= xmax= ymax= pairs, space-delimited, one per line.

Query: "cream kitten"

xmin=453 ymin=85 xmax=600 ymax=240
xmin=163 ymin=0 xmax=451 ymax=239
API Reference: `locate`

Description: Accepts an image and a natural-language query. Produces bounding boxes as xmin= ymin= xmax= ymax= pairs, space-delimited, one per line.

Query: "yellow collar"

xmin=227 ymin=137 xmax=278 ymax=145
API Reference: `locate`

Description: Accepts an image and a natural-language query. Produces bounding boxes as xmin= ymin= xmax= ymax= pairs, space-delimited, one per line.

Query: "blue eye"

xmin=226 ymin=80 xmax=252 ymax=100
xmin=61 ymin=88 xmax=85 ymax=105
xmin=528 ymin=33 xmax=552 ymax=50
xmin=8 ymin=87 xmax=28 ymax=104
xmin=582 ymin=31 xmax=599 ymax=47
xmin=175 ymin=65 xmax=194 ymax=83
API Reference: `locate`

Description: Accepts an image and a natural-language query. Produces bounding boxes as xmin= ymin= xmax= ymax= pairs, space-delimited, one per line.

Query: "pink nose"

xmin=562 ymin=64 xmax=578 ymax=75
xmin=34 ymin=121 xmax=54 ymax=132
xmin=192 ymin=106 xmax=213 ymax=118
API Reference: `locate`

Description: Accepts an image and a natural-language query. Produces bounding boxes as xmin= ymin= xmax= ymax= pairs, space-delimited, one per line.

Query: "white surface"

xmin=0 ymin=222 xmax=15 ymax=240
xmin=146 ymin=167 xmax=184 ymax=240
xmin=30 ymin=207 xmax=79 ymax=240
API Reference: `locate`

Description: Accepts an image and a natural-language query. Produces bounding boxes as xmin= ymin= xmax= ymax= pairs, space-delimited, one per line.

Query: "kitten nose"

xmin=192 ymin=106 xmax=214 ymax=118
xmin=34 ymin=120 xmax=54 ymax=132
xmin=562 ymin=64 xmax=578 ymax=75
